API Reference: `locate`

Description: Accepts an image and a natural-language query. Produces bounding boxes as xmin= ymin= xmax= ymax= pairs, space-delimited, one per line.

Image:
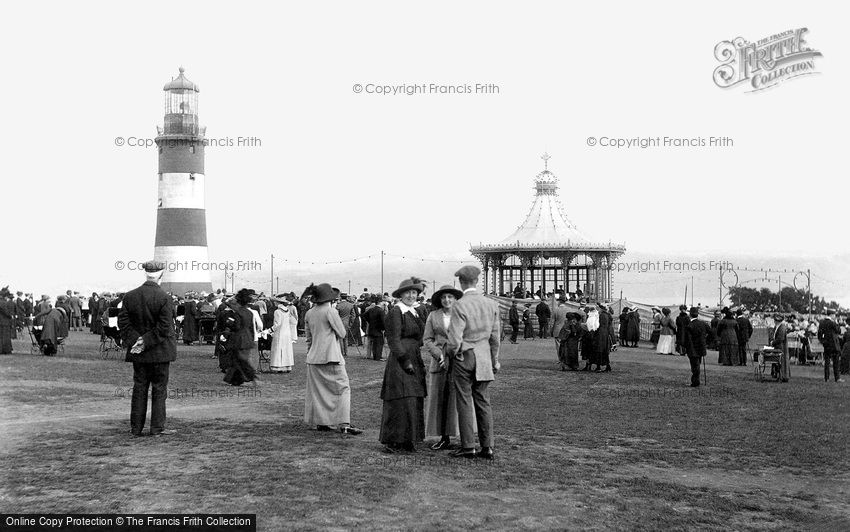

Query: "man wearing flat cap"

xmin=446 ymin=264 xmax=501 ymax=459
xmin=118 ymin=261 xmax=178 ymax=436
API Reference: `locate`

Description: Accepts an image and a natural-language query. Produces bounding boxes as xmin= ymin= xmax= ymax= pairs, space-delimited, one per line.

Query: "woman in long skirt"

xmin=380 ymin=277 xmax=427 ymax=453
xmin=269 ymin=295 xmax=297 ymax=373
xmin=422 ymin=285 xmax=464 ymax=450
xmin=716 ymin=308 xmax=739 ymax=366
xmin=303 ymin=283 xmax=362 ymax=435
xmin=222 ymin=289 xmax=259 ymax=387
xmin=656 ymin=307 xmax=677 ymax=355
xmin=559 ymin=313 xmax=584 ymax=371
xmin=522 ymin=304 xmax=535 ymax=339
xmin=626 ymin=308 xmax=641 ymax=347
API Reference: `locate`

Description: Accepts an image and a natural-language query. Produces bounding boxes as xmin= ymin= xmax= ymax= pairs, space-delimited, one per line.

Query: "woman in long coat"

xmin=422 ymin=285 xmax=464 ymax=450
xmin=522 ymin=304 xmax=534 ymax=339
xmin=303 ymin=283 xmax=362 ymax=435
xmin=559 ymin=312 xmax=585 ymax=370
xmin=182 ymin=294 xmax=200 ymax=345
xmin=0 ymin=290 xmax=14 ymax=354
xmin=716 ymin=308 xmax=739 ymax=365
xmin=380 ymin=278 xmax=427 ymax=453
xmin=582 ymin=307 xmax=600 ymax=371
xmin=39 ymin=307 xmax=66 ymax=356
xmin=222 ymin=289 xmax=259 ymax=386
xmin=840 ymin=325 xmax=850 ymax=375
xmin=626 ymin=308 xmax=641 ymax=347
xmin=618 ymin=309 xmax=629 ymax=347
xmin=269 ymin=295 xmax=297 ymax=373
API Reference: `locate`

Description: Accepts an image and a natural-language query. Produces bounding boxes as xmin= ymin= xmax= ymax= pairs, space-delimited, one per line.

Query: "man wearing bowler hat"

xmin=683 ymin=307 xmax=710 ymax=387
xmin=446 ymin=265 xmax=501 ymax=459
xmin=118 ymin=261 xmax=177 ymax=437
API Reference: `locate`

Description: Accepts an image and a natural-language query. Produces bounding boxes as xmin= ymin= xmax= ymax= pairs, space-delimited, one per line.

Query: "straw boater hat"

xmin=431 ymin=285 xmax=463 ymax=308
xmin=392 ymin=277 xmax=425 ymax=299
xmin=271 ymin=293 xmax=290 ymax=305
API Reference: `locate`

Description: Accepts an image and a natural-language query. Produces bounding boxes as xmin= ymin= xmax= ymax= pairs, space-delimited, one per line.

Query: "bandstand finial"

xmin=541 ymin=152 xmax=551 ymax=171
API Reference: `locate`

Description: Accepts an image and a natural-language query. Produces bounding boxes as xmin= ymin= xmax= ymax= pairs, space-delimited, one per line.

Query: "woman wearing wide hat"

xmin=380 ymin=277 xmax=427 ymax=453
xmin=268 ymin=294 xmax=297 ymax=373
xmin=222 ymin=288 xmax=259 ymax=386
xmin=303 ymin=283 xmax=362 ymax=435
xmin=422 ymin=284 xmax=464 ymax=450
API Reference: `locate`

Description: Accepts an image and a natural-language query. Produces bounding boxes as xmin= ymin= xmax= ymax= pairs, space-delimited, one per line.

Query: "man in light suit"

xmin=447 ymin=265 xmax=501 ymax=459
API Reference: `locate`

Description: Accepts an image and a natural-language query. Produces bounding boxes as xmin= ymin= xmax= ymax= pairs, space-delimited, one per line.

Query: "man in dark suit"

xmin=508 ymin=300 xmax=520 ymax=344
xmin=771 ymin=314 xmax=789 ymax=383
xmin=735 ymin=309 xmax=753 ymax=366
xmin=818 ymin=310 xmax=843 ymax=383
xmin=363 ymin=295 xmax=386 ymax=361
xmin=684 ymin=307 xmax=710 ymax=387
xmin=118 ymin=261 xmax=177 ymax=437
xmin=446 ymin=265 xmax=501 ymax=460
xmin=675 ymin=305 xmax=690 ymax=356
xmin=535 ymin=300 xmax=551 ymax=339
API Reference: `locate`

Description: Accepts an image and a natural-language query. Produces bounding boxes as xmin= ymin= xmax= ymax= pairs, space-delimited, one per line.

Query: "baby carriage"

xmin=29 ymin=325 xmax=65 ymax=356
xmin=199 ymin=312 xmax=217 ymax=345
xmin=100 ymin=309 xmax=123 ymax=359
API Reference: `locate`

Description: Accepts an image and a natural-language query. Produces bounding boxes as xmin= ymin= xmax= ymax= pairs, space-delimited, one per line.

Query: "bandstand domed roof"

xmin=499 ymin=164 xmax=591 ymax=245
xmin=470 ymin=153 xmax=625 ymax=255
xmin=163 ymin=67 xmax=199 ymax=92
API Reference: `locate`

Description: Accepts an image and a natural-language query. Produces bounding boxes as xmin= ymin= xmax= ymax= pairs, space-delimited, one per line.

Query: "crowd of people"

xmin=49 ymin=262 xmax=502 ymax=457
xmin=3 ymin=268 xmax=848 ymax=451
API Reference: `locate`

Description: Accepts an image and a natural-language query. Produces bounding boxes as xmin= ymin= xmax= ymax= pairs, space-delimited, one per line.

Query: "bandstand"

xmin=470 ymin=154 xmax=626 ymax=301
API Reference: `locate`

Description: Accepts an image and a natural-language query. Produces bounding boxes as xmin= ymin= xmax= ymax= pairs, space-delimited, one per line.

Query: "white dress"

xmin=270 ymin=307 xmax=297 ymax=371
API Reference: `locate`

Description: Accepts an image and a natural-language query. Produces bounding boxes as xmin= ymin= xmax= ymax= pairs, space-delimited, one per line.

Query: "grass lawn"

xmin=1 ymin=331 xmax=848 ymax=531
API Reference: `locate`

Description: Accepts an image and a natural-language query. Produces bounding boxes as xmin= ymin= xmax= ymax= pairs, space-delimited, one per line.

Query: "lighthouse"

xmin=153 ymin=67 xmax=213 ymax=295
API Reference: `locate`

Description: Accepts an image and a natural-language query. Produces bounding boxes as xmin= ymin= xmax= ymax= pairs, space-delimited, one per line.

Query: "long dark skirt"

xmin=581 ymin=332 xmax=595 ymax=360
xmin=561 ymin=338 xmax=580 ymax=369
xmin=217 ymin=340 xmax=231 ymax=372
xmin=597 ymin=347 xmax=610 ymax=366
xmin=223 ymin=347 xmax=256 ymax=386
xmin=718 ymin=343 xmax=739 ymax=366
xmin=380 ymin=396 xmax=425 ymax=445
xmin=0 ymin=325 xmax=12 ymax=354
xmin=524 ymin=322 xmax=534 ymax=339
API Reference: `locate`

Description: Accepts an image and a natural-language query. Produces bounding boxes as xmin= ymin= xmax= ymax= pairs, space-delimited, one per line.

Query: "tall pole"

xmin=380 ymin=250 xmax=385 ymax=295
xmin=270 ymin=254 xmax=274 ymax=296
xmin=276 ymin=276 xmax=279 ymax=294
xmin=224 ymin=264 xmax=228 ymax=292
xmin=348 ymin=280 xmax=351 ymax=294
xmin=778 ymin=275 xmax=782 ymax=311
xmin=719 ymin=264 xmax=723 ymax=306
xmin=807 ymin=269 xmax=812 ymax=319
xmin=691 ymin=276 xmax=694 ymax=307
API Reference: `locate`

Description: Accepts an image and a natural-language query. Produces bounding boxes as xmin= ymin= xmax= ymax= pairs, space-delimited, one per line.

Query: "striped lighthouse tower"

xmin=153 ymin=67 xmax=213 ymax=295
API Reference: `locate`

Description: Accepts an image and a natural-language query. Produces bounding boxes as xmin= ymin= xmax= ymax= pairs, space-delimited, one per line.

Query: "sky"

xmin=1 ymin=1 xmax=847 ymax=304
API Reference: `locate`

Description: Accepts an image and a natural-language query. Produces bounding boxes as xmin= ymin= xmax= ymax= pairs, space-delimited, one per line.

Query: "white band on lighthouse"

xmin=153 ymin=246 xmax=214 ymax=283
xmin=159 ymin=173 xmax=205 ymax=209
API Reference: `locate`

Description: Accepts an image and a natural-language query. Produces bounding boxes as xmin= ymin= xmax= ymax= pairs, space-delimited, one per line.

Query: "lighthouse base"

xmin=160 ymin=281 xmax=214 ymax=296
